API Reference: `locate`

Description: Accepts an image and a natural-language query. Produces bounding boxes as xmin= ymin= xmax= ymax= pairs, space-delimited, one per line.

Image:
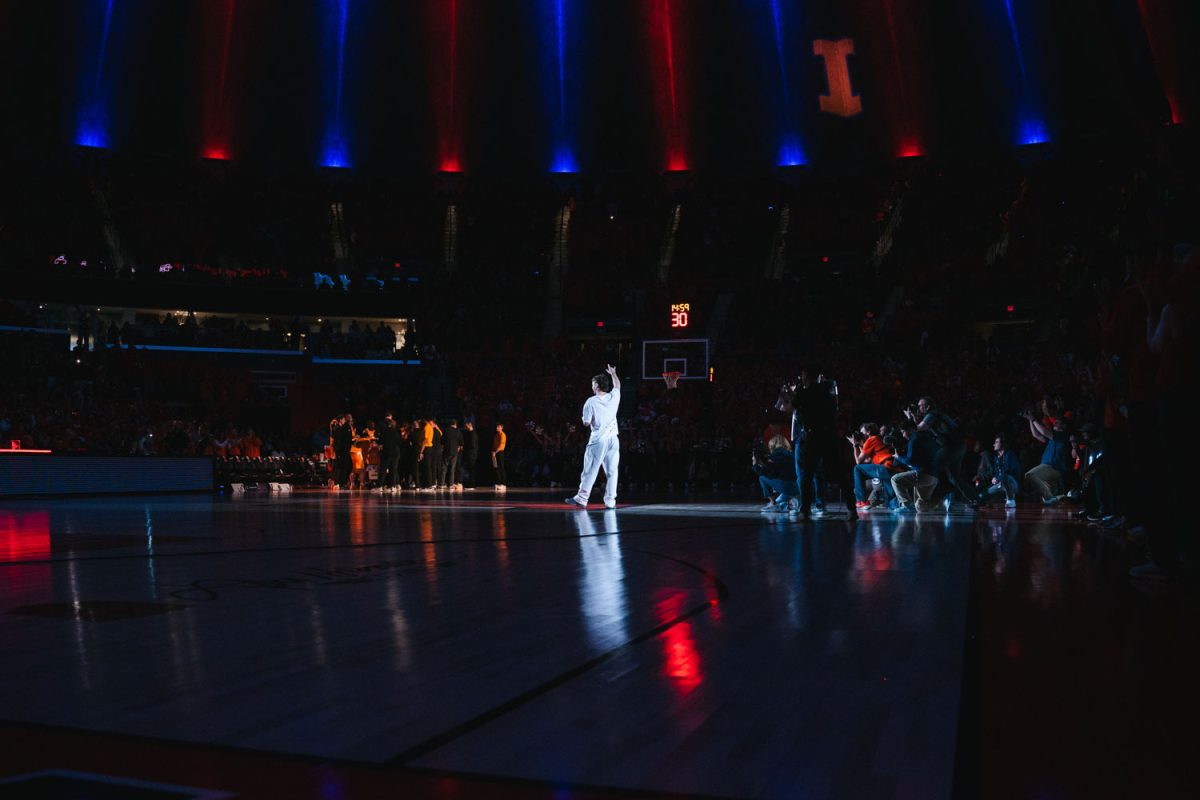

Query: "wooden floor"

xmin=0 ymin=489 xmax=1193 ymax=799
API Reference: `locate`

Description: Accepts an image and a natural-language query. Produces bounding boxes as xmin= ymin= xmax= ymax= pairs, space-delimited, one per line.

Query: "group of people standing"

xmin=322 ymin=365 xmax=620 ymax=502
xmin=326 ymin=413 xmax=483 ymax=492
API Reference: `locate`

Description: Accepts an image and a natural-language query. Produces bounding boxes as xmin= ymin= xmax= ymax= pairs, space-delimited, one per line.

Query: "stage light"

xmin=550 ymin=146 xmax=578 ymax=174
xmin=777 ymin=138 xmax=806 ymax=167
xmin=1016 ymin=117 xmax=1049 ymax=146
xmin=321 ymin=135 xmax=351 ymax=169
xmin=202 ymin=147 xmax=229 ymax=161
xmin=75 ymin=128 xmax=110 ymax=149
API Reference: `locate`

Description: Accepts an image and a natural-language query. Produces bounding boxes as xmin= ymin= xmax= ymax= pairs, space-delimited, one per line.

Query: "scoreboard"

xmin=669 ymin=302 xmax=690 ymax=329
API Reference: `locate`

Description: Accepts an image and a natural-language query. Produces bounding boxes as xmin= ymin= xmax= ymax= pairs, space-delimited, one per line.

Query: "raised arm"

xmin=606 ymin=363 xmax=620 ymax=393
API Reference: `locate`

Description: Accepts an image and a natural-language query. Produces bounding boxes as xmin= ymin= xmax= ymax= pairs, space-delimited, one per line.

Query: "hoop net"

xmin=662 ymin=371 xmax=681 ymax=390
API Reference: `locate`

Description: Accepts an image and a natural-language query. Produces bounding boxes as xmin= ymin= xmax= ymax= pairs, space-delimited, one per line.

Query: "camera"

xmin=774 ymin=379 xmax=799 ymax=412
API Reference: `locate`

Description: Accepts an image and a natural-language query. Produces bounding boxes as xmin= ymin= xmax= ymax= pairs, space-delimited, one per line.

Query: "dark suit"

xmin=332 ymin=423 xmax=353 ymax=488
xmin=379 ymin=424 xmax=403 ymax=488
xmin=441 ymin=426 xmax=464 ymax=486
xmin=462 ymin=429 xmax=478 ymax=487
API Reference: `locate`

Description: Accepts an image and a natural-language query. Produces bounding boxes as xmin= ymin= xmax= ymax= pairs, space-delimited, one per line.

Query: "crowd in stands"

xmin=1 ymin=301 xmax=416 ymax=360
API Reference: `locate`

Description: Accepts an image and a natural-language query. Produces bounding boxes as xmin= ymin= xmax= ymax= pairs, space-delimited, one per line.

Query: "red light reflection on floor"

xmin=656 ymin=591 xmax=702 ymax=694
xmin=853 ymin=548 xmax=894 ymax=591
xmin=0 ymin=511 xmax=51 ymax=562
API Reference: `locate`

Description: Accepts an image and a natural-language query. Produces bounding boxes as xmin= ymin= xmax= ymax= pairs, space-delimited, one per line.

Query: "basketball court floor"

xmin=0 ymin=489 xmax=1193 ymax=799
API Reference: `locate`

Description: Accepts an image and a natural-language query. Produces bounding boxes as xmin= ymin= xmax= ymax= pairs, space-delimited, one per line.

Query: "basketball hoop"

xmin=662 ymin=371 xmax=681 ymax=390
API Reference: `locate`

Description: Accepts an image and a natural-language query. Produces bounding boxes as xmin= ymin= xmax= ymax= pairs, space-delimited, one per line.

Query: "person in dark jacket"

xmin=890 ymin=423 xmax=939 ymax=512
xmin=977 ymin=433 xmax=1021 ymax=507
xmin=379 ymin=416 xmax=402 ymax=492
xmin=441 ymin=419 xmax=464 ymax=490
xmin=1023 ymin=412 xmax=1070 ymax=503
xmin=461 ymin=421 xmax=479 ymax=489
xmin=786 ymin=368 xmax=856 ymax=520
xmin=753 ymin=435 xmax=799 ymax=513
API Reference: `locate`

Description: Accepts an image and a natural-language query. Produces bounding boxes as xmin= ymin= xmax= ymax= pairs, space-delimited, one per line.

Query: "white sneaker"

xmin=604 ymin=499 xmax=616 ymax=509
xmin=1005 ymin=499 xmax=1016 ymax=508
xmin=760 ymin=501 xmax=781 ymax=512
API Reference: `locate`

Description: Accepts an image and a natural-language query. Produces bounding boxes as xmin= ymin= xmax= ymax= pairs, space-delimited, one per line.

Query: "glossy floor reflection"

xmin=0 ymin=490 xmax=1192 ymax=798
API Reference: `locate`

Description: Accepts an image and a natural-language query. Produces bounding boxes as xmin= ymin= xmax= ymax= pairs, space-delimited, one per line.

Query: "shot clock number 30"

xmin=670 ymin=302 xmax=690 ymax=329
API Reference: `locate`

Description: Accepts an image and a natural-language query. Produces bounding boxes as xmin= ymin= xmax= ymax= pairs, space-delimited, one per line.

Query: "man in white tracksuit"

xmin=566 ymin=364 xmax=621 ymax=509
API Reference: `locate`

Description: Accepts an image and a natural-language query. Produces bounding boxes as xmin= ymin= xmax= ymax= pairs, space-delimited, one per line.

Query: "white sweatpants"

xmin=574 ymin=436 xmax=620 ymax=504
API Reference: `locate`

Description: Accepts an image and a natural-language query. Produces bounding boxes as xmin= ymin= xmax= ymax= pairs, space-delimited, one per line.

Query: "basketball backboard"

xmin=641 ymin=338 xmax=709 ymax=381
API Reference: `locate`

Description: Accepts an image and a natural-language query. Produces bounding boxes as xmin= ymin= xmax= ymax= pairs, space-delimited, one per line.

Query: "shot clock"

xmin=670 ymin=302 xmax=690 ymax=329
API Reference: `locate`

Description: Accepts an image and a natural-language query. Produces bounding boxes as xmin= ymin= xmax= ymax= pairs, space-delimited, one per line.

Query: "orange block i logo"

xmin=814 ymin=39 xmax=863 ymax=118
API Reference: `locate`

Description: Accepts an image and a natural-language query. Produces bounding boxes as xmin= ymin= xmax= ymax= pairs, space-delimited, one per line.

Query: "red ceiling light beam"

xmin=647 ymin=0 xmax=690 ymax=171
xmin=200 ymin=0 xmax=240 ymax=160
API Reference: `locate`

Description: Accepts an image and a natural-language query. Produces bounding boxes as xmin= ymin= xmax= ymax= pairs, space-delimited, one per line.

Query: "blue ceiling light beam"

xmin=778 ymin=135 xmax=806 ymax=167
xmin=1017 ymin=116 xmax=1049 ymax=146
xmin=75 ymin=0 xmax=117 ymax=148
xmin=997 ymin=0 xmax=1050 ymax=146
xmin=768 ymin=0 xmax=789 ymax=107
xmin=320 ymin=0 xmax=353 ymax=168
xmin=537 ymin=0 xmax=581 ymax=172
xmin=1003 ymin=0 xmax=1029 ymax=81
xmin=550 ymin=145 xmax=578 ymax=174
xmin=764 ymin=0 xmax=806 ymax=166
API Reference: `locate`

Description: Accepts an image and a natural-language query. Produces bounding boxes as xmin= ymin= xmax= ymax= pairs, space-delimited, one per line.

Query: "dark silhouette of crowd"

xmin=3 ymin=132 xmax=1196 ymax=582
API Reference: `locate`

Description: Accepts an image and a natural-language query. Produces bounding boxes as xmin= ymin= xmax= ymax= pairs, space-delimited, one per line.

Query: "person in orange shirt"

xmin=243 ymin=428 xmax=262 ymax=460
xmin=491 ymin=423 xmax=507 ymax=491
xmin=227 ymin=429 xmax=243 ymax=457
xmin=850 ymin=423 xmax=899 ymax=510
xmin=350 ymin=422 xmax=375 ymax=490
xmin=417 ymin=417 xmax=436 ymax=490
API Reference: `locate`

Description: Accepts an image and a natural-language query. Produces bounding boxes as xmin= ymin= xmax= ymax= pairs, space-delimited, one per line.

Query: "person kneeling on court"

xmin=753 ymin=435 xmax=799 ymax=513
xmin=890 ymin=423 xmax=940 ymax=513
xmin=566 ymin=364 xmax=621 ymax=510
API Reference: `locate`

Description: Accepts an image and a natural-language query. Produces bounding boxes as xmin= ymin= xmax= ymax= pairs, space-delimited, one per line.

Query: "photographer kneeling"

xmin=1022 ymin=409 xmax=1070 ymax=505
xmin=753 ymin=435 xmax=800 ymax=513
